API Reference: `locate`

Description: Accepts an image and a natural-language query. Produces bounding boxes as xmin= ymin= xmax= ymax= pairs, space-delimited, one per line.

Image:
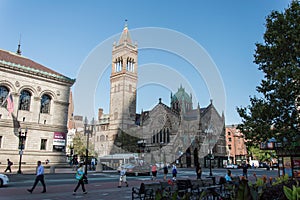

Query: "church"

xmin=92 ymin=24 xmax=227 ymax=168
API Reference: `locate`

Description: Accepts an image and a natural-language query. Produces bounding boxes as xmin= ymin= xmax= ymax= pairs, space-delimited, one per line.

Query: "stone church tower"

xmin=109 ymin=23 xmax=138 ymax=131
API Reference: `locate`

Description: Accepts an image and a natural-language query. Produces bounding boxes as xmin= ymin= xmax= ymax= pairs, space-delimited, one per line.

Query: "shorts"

xmin=120 ymin=175 xmax=126 ymax=182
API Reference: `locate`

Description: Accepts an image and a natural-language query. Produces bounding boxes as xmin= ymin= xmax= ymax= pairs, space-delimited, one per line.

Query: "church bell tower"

xmin=109 ymin=22 xmax=138 ymax=131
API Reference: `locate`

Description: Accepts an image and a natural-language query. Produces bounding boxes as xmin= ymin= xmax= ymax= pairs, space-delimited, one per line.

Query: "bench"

xmin=175 ymin=179 xmax=193 ymax=198
xmin=132 ymin=182 xmax=161 ymax=200
xmin=159 ymin=181 xmax=177 ymax=199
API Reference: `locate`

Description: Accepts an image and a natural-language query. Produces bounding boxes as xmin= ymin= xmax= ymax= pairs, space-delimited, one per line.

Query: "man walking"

xmin=163 ymin=164 xmax=168 ymax=181
xmin=118 ymin=166 xmax=128 ymax=188
xmin=242 ymin=163 xmax=248 ymax=178
xmin=4 ymin=159 xmax=13 ymax=173
xmin=27 ymin=161 xmax=46 ymax=193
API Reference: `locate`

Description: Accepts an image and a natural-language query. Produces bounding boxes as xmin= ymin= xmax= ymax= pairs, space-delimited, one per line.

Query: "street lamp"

xmin=160 ymin=142 xmax=164 ymax=167
xmin=84 ymin=117 xmax=94 ymax=183
xmin=208 ymin=150 xmax=214 ymax=177
xmin=17 ymin=127 xmax=27 ymax=174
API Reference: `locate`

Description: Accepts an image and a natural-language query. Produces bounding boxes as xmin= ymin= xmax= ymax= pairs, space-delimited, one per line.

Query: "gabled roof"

xmin=0 ymin=49 xmax=75 ymax=83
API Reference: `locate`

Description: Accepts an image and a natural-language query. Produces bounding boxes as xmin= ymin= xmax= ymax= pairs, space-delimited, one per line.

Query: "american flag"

xmin=6 ymin=92 xmax=14 ymax=116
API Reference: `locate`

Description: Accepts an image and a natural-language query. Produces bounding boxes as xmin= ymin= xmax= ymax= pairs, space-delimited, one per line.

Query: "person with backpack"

xmin=73 ymin=163 xmax=87 ymax=195
xmin=4 ymin=159 xmax=13 ymax=173
xmin=172 ymin=164 xmax=177 ymax=181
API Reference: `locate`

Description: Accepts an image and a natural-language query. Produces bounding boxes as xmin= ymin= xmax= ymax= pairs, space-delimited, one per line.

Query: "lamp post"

xmin=17 ymin=127 xmax=27 ymax=174
xmin=84 ymin=117 xmax=94 ymax=183
xmin=159 ymin=142 xmax=164 ymax=167
xmin=208 ymin=149 xmax=214 ymax=177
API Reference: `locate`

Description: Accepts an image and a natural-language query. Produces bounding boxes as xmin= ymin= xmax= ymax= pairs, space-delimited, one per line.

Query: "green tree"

xmin=72 ymin=132 xmax=97 ymax=158
xmin=249 ymin=146 xmax=276 ymax=162
xmin=237 ymin=1 xmax=300 ymax=149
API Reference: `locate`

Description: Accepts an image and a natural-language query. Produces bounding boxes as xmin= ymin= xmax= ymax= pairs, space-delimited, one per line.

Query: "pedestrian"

xmin=163 ymin=164 xmax=168 ymax=181
xmin=151 ymin=164 xmax=157 ymax=180
xmin=72 ymin=157 xmax=78 ymax=171
xmin=91 ymin=157 xmax=96 ymax=170
xmin=225 ymin=169 xmax=233 ymax=183
xmin=4 ymin=159 xmax=13 ymax=173
xmin=172 ymin=164 xmax=177 ymax=181
xmin=242 ymin=163 xmax=248 ymax=178
xmin=118 ymin=166 xmax=128 ymax=188
xmin=73 ymin=163 xmax=87 ymax=195
xmin=196 ymin=163 xmax=202 ymax=179
xmin=27 ymin=161 xmax=46 ymax=193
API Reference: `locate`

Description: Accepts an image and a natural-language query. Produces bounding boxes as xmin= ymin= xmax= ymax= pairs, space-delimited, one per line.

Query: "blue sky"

xmin=0 ymin=0 xmax=291 ymax=125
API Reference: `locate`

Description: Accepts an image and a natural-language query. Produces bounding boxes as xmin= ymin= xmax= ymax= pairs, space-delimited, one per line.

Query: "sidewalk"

xmin=1 ymin=166 xmax=143 ymax=200
xmin=1 ymin=179 xmax=142 ymax=200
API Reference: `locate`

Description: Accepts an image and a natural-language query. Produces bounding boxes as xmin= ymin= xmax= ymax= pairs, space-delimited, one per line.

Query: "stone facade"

xmin=92 ymin=24 xmax=227 ymax=168
xmin=0 ymin=49 xmax=75 ymax=166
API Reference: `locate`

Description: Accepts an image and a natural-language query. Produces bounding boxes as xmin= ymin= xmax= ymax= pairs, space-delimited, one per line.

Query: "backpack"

xmin=172 ymin=168 xmax=177 ymax=174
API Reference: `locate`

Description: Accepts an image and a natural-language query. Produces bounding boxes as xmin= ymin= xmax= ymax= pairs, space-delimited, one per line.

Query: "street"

xmin=0 ymin=167 xmax=278 ymax=199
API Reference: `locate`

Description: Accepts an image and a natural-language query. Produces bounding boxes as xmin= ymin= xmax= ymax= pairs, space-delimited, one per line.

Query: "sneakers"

xmin=27 ymin=189 xmax=33 ymax=193
xmin=117 ymin=186 xmax=121 ymax=188
xmin=83 ymin=191 xmax=87 ymax=194
xmin=126 ymin=183 xmax=129 ymax=187
xmin=72 ymin=192 xmax=76 ymax=195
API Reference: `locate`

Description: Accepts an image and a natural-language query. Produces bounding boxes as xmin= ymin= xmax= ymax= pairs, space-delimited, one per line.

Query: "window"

xmin=228 ymin=145 xmax=232 ymax=150
xmin=0 ymin=86 xmax=9 ymax=106
xmin=228 ymin=137 xmax=232 ymax=142
xmin=40 ymin=139 xmax=47 ymax=150
xmin=19 ymin=90 xmax=31 ymax=111
xmin=0 ymin=136 xmax=2 ymax=148
xmin=40 ymin=94 xmax=51 ymax=113
xmin=100 ymin=135 xmax=105 ymax=141
xmin=228 ymin=131 xmax=231 ymax=136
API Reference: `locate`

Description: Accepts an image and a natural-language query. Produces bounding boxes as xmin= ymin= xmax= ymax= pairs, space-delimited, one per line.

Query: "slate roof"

xmin=0 ymin=49 xmax=75 ymax=83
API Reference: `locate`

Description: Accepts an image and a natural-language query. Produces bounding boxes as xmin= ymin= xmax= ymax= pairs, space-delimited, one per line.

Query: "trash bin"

xmin=50 ymin=166 xmax=55 ymax=174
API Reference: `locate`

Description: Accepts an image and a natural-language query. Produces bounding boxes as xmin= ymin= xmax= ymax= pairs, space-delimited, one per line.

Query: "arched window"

xmin=100 ymin=135 xmax=105 ymax=141
xmin=40 ymin=94 xmax=51 ymax=114
xmin=19 ymin=90 xmax=31 ymax=111
xmin=0 ymin=86 xmax=9 ymax=106
xmin=167 ymin=128 xmax=170 ymax=143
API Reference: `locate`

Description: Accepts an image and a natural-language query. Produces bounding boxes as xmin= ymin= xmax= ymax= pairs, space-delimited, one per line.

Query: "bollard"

xmin=50 ymin=166 xmax=55 ymax=174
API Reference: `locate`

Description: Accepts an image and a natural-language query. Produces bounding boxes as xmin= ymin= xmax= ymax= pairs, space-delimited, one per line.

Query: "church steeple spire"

xmin=118 ymin=19 xmax=133 ymax=45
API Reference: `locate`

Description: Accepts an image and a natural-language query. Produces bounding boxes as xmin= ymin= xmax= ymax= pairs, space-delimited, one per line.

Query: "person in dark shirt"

xmin=195 ymin=163 xmax=202 ymax=179
xmin=4 ymin=159 xmax=13 ymax=173
xmin=242 ymin=163 xmax=248 ymax=178
xmin=163 ymin=164 xmax=168 ymax=181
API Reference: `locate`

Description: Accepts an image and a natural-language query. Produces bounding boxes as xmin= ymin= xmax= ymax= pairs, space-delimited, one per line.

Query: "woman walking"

xmin=73 ymin=163 xmax=87 ymax=195
xmin=151 ymin=164 xmax=157 ymax=180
